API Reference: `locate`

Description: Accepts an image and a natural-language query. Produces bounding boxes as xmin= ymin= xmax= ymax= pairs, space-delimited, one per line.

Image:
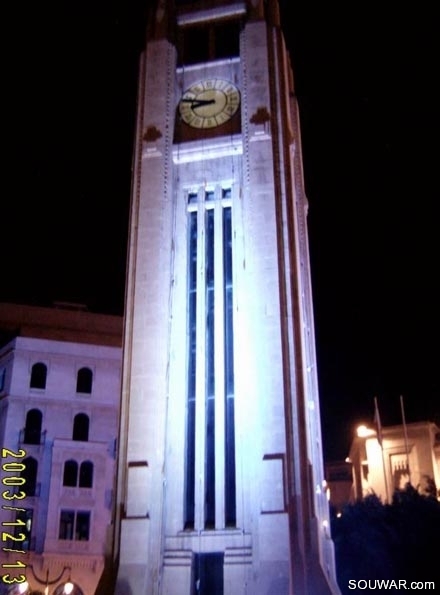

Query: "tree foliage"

xmin=331 ymin=485 xmax=440 ymax=594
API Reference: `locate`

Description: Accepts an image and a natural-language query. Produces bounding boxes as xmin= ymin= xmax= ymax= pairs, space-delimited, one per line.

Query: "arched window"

xmin=63 ymin=460 xmax=78 ymax=487
xmin=72 ymin=413 xmax=89 ymax=441
xmin=30 ymin=362 xmax=47 ymax=389
xmin=79 ymin=461 xmax=93 ymax=488
xmin=76 ymin=367 xmax=93 ymax=394
xmin=24 ymin=409 xmax=42 ymax=444
xmin=22 ymin=457 xmax=38 ymax=496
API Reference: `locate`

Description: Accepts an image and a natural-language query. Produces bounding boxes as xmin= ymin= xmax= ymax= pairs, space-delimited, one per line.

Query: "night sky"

xmin=3 ymin=1 xmax=438 ymax=460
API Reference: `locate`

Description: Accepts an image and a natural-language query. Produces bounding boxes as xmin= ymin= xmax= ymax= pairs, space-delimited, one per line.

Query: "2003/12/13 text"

xmin=1 ymin=448 xmax=28 ymax=587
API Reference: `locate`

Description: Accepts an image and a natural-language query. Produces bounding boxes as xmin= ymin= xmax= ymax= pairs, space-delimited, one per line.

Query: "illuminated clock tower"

xmin=115 ymin=1 xmax=340 ymax=594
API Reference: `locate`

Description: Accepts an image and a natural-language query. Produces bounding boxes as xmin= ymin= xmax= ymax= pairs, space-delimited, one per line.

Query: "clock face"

xmin=179 ymin=79 xmax=240 ymax=129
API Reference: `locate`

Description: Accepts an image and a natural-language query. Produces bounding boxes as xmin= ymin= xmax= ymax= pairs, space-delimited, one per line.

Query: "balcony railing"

xmin=19 ymin=428 xmax=47 ymax=445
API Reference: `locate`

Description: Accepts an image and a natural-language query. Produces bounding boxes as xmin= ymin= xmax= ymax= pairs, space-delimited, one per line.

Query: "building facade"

xmin=0 ymin=303 xmax=122 ymax=595
xmin=349 ymin=421 xmax=440 ymax=503
xmin=325 ymin=461 xmax=353 ymax=515
xmin=115 ymin=1 xmax=339 ymax=593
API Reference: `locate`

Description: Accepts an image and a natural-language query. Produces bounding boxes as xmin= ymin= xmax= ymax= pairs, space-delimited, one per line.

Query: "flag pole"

xmin=374 ymin=396 xmax=383 ymax=447
xmin=374 ymin=396 xmax=389 ymax=502
xmin=400 ymin=395 xmax=411 ymax=485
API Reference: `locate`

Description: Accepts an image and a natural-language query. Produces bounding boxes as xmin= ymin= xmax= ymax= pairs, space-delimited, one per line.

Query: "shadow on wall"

xmin=94 ymin=558 xmax=132 ymax=595
xmin=113 ymin=579 xmax=134 ymax=595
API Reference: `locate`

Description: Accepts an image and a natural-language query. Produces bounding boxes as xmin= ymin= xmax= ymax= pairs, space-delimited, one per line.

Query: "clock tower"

xmin=114 ymin=1 xmax=340 ymax=594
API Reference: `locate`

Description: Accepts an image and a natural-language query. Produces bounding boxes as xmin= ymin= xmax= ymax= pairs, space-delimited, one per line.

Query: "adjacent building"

xmin=0 ymin=303 xmax=122 ymax=595
xmin=348 ymin=421 xmax=440 ymax=503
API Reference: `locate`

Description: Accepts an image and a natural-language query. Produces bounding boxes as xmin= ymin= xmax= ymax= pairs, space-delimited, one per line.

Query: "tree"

xmin=331 ymin=485 xmax=440 ymax=594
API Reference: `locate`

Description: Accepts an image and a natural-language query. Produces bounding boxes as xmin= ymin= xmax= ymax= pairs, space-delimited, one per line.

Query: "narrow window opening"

xmin=0 ymin=368 xmax=6 ymax=391
xmin=23 ymin=409 xmax=43 ymax=445
xmin=59 ymin=510 xmax=75 ymax=540
xmin=75 ymin=511 xmax=91 ymax=540
xmin=73 ymin=413 xmax=89 ymax=441
xmin=185 ymin=208 xmax=197 ymax=529
xmin=76 ymin=367 xmax=93 ymax=394
xmin=63 ymin=460 xmax=78 ymax=487
xmin=223 ymin=205 xmax=236 ymax=526
xmin=205 ymin=206 xmax=215 ymax=528
xmin=22 ymin=457 xmax=38 ymax=496
xmin=79 ymin=461 xmax=94 ymax=488
xmin=30 ymin=362 xmax=47 ymax=389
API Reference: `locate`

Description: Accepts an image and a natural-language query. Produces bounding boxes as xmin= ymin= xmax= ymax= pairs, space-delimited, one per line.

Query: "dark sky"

xmin=3 ymin=1 xmax=439 ymax=460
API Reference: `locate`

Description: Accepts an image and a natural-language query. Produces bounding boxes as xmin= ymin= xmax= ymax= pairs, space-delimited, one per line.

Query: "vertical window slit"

xmin=223 ymin=205 xmax=236 ymax=526
xmin=205 ymin=207 xmax=215 ymax=528
xmin=185 ymin=208 xmax=197 ymax=528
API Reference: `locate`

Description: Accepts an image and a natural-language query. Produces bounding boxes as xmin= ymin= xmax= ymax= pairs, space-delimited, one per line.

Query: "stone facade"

xmin=0 ymin=303 xmax=122 ymax=595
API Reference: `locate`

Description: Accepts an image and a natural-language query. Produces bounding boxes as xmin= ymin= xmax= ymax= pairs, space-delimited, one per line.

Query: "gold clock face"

xmin=179 ymin=79 xmax=240 ymax=129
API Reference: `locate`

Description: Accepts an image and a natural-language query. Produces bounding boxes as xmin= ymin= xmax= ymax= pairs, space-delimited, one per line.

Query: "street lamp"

xmin=18 ymin=565 xmax=74 ymax=595
xmin=356 ymin=424 xmax=376 ymax=438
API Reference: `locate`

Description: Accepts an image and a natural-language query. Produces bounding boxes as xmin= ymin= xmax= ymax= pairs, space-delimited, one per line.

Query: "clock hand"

xmin=181 ymin=98 xmax=216 ymax=109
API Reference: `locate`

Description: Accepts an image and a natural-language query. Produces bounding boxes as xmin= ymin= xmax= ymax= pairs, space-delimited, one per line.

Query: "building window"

xmin=79 ymin=461 xmax=93 ymax=488
xmin=63 ymin=460 xmax=78 ymax=487
xmin=178 ymin=20 xmax=241 ymax=66
xmin=72 ymin=413 xmax=89 ymax=441
xmin=59 ymin=510 xmax=90 ymax=541
xmin=223 ymin=203 xmax=236 ymax=525
xmin=22 ymin=457 xmax=38 ymax=497
xmin=15 ymin=509 xmax=33 ymax=552
xmin=23 ymin=409 xmax=43 ymax=445
xmin=185 ymin=204 xmax=197 ymax=529
xmin=59 ymin=510 xmax=74 ymax=540
xmin=192 ymin=552 xmax=224 ymax=595
xmin=76 ymin=367 xmax=93 ymax=394
xmin=0 ymin=368 xmax=5 ymax=391
xmin=185 ymin=186 xmax=236 ymax=529
xmin=75 ymin=511 xmax=91 ymax=540
xmin=391 ymin=454 xmax=411 ymax=490
xmin=30 ymin=362 xmax=47 ymax=389
xmin=205 ymin=205 xmax=215 ymax=528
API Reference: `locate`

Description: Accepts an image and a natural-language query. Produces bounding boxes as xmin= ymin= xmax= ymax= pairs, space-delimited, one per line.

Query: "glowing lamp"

xmin=356 ymin=424 xmax=376 ymax=438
